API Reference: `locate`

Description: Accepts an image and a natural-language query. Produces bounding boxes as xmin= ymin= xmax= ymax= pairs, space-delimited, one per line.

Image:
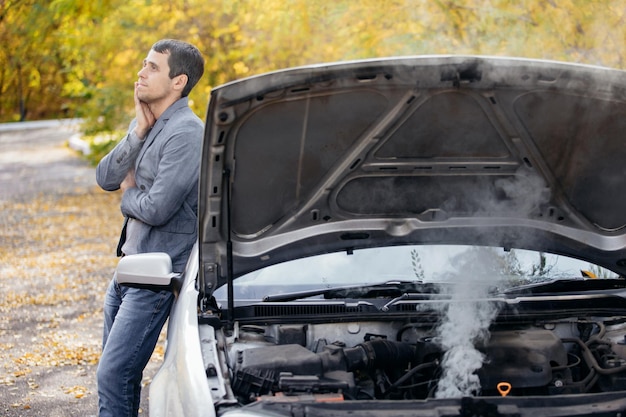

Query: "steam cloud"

xmin=432 ymin=248 xmax=503 ymax=398
xmin=430 ymin=171 xmax=546 ymax=398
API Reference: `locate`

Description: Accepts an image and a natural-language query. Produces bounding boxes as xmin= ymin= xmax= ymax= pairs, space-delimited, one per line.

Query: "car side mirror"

xmin=116 ymin=252 xmax=179 ymax=286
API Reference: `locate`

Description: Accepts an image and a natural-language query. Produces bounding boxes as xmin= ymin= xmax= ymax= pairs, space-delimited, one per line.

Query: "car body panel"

xmin=199 ymin=56 xmax=626 ymax=294
xmin=148 ymin=245 xmax=216 ymax=417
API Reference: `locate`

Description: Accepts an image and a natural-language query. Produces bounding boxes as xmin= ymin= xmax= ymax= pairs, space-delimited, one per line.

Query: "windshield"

xmin=213 ymin=245 xmax=619 ymax=304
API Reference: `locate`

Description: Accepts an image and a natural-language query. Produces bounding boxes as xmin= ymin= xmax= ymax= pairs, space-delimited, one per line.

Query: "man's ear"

xmin=172 ymin=74 xmax=188 ymax=92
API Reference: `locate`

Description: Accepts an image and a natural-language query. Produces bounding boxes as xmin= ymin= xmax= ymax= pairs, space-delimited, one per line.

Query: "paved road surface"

xmin=0 ymin=120 xmax=94 ymax=204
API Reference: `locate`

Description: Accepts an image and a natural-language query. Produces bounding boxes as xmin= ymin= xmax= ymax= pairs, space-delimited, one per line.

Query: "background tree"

xmin=1 ymin=0 xmax=624 ymax=134
xmin=1 ymin=0 xmax=68 ymax=121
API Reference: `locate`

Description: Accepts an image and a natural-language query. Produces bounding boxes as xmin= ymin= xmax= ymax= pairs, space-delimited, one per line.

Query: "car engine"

xmin=214 ymin=317 xmax=626 ymax=403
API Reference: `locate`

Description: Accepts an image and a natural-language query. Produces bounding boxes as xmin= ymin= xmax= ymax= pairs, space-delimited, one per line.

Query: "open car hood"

xmin=199 ymin=56 xmax=626 ymax=293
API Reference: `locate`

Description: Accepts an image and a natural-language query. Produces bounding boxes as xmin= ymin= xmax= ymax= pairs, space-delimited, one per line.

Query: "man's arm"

xmin=96 ymin=84 xmax=155 ymax=191
xmin=120 ymin=126 xmax=202 ymax=226
xmin=120 ymin=168 xmax=136 ymax=192
xmin=95 ymin=126 xmax=144 ymax=191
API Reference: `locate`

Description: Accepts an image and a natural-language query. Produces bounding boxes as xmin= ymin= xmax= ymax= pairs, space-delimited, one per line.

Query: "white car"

xmin=117 ymin=56 xmax=626 ymax=417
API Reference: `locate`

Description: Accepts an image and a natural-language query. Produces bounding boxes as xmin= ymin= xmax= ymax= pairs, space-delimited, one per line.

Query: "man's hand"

xmin=133 ymin=82 xmax=155 ymax=139
xmin=120 ymin=169 xmax=136 ymax=193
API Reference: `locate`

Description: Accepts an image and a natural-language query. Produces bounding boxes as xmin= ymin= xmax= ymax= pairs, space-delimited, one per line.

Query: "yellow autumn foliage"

xmin=1 ymin=0 xmax=624 ymax=130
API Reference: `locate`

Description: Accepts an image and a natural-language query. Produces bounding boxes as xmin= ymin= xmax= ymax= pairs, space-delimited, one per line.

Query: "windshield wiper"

xmin=262 ymin=279 xmax=626 ymax=303
xmin=504 ymin=278 xmax=626 ymax=296
xmin=262 ymin=280 xmax=438 ymax=302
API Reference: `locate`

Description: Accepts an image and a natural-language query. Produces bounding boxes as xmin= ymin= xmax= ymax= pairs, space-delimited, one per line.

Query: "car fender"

xmin=149 ymin=244 xmax=216 ymax=417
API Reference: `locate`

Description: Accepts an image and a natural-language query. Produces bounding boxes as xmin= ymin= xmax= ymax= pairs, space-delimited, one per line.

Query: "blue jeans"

xmin=96 ymin=276 xmax=174 ymax=417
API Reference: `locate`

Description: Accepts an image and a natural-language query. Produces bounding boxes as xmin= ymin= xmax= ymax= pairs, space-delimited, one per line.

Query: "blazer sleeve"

xmin=95 ymin=120 xmax=144 ymax=191
xmin=120 ymin=124 xmax=202 ymax=226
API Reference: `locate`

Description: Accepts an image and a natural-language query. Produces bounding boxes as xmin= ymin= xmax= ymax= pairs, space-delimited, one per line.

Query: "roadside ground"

xmin=0 ymin=123 xmax=164 ymax=416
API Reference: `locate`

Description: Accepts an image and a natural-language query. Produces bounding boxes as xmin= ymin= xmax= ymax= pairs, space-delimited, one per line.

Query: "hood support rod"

xmin=225 ymin=168 xmax=235 ymax=330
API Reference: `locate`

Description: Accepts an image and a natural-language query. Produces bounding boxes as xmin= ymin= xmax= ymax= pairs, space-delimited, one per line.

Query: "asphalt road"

xmin=0 ymin=122 xmax=161 ymax=417
xmin=0 ymin=120 xmax=95 ymax=204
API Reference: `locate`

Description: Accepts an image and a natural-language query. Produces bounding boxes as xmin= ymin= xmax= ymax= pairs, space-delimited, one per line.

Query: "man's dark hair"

xmin=152 ymin=39 xmax=204 ymax=97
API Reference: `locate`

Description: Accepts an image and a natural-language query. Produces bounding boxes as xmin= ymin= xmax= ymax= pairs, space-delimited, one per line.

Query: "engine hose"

xmin=551 ymin=352 xmax=581 ymax=371
xmin=345 ymin=339 xmax=417 ymax=371
xmin=556 ymin=367 xmax=597 ymax=393
xmin=562 ymin=337 xmax=626 ymax=375
xmin=585 ymin=373 xmax=600 ymax=392
xmin=585 ymin=321 xmax=607 ymax=346
xmin=382 ymin=361 xmax=438 ymax=398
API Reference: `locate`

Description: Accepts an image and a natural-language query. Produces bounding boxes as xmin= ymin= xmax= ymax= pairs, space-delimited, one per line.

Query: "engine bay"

xmin=205 ymin=316 xmax=626 ymax=405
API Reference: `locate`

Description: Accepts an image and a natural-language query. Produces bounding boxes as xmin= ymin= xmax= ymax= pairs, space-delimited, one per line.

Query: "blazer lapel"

xmin=134 ymin=98 xmax=187 ymax=168
xmin=135 ymin=118 xmax=165 ymax=168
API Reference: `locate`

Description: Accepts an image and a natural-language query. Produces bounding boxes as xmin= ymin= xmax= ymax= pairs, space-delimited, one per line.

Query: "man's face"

xmin=136 ymin=49 xmax=174 ymax=104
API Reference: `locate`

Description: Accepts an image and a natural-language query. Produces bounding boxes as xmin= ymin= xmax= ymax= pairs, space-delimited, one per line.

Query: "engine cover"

xmin=478 ymin=329 xmax=569 ymax=389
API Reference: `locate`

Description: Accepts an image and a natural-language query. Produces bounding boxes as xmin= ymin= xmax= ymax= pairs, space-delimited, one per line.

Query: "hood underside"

xmin=199 ymin=56 xmax=626 ymax=291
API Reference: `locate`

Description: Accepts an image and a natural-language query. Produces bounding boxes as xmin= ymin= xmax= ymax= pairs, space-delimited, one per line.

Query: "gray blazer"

xmin=96 ymin=97 xmax=204 ymax=272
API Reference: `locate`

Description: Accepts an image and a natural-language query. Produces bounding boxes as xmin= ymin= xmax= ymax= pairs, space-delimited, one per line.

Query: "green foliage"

xmin=81 ymin=130 xmax=125 ymax=166
xmin=2 ymin=0 xmax=625 ymax=149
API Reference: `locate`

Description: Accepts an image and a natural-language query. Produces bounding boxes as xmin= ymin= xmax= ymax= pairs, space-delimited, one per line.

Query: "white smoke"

xmin=432 ymin=247 xmax=503 ymax=398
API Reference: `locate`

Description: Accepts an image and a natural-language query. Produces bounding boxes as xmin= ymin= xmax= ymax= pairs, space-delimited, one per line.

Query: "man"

xmin=95 ymin=39 xmax=204 ymax=417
